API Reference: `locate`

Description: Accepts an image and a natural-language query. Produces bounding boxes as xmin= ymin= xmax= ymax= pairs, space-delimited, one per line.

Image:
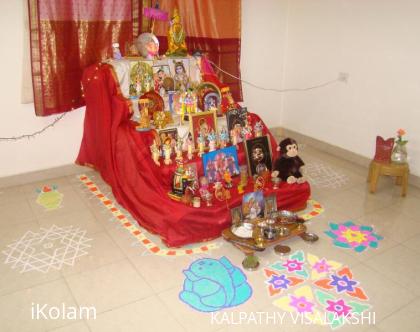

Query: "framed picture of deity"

xmin=226 ymin=107 xmax=248 ymax=139
xmin=230 ymin=206 xmax=243 ymax=226
xmin=129 ymin=60 xmax=153 ymax=98
xmin=242 ymin=190 xmax=265 ymax=220
xmin=203 ymin=91 xmax=221 ymax=115
xmin=197 ymin=82 xmax=221 ymax=112
xmin=244 ymin=136 xmax=273 ymax=176
xmin=264 ymin=194 xmax=277 ymax=218
xmin=202 ymin=146 xmax=240 ymax=184
xmin=169 ymin=58 xmax=190 ymax=92
xmin=189 ymin=110 xmax=217 ymax=149
xmin=152 ymin=65 xmax=171 ymax=97
xmin=157 ymin=128 xmax=178 ymax=150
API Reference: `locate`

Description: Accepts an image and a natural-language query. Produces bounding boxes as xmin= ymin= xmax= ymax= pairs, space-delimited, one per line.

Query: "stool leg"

xmin=367 ymin=163 xmax=373 ymax=183
xmin=396 ymin=176 xmax=402 ymax=185
xmin=369 ymin=165 xmax=379 ymax=193
xmin=402 ymin=172 xmax=408 ymax=197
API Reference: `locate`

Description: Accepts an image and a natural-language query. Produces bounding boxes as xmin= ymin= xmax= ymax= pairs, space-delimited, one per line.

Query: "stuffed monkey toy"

xmin=272 ymin=138 xmax=306 ymax=184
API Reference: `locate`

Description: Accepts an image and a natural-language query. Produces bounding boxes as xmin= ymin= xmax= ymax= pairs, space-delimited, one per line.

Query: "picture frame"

xmin=242 ymin=190 xmax=265 ymax=220
xmin=157 ymin=127 xmax=178 ymax=150
xmin=197 ymin=82 xmax=221 ymax=111
xmin=244 ymin=135 xmax=273 ymax=176
xmin=264 ymin=194 xmax=277 ymax=217
xmin=203 ymin=91 xmax=221 ymax=114
xmin=230 ymin=206 xmax=243 ymax=226
xmin=202 ymin=146 xmax=240 ymax=183
xmin=152 ymin=65 xmax=171 ymax=96
xmin=189 ymin=110 xmax=218 ymax=149
xmin=129 ymin=60 xmax=153 ymax=98
xmin=226 ymin=107 xmax=248 ymax=134
xmin=169 ymin=58 xmax=190 ymax=92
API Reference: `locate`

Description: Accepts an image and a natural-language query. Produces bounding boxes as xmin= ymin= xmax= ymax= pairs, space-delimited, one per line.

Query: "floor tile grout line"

xmin=360 ymin=255 xmax=420 ymax=298
xmin=54 ymin=274 xmax=94 ymax=332
xmin=0 ymin=274 xmax=63 ymax=298
xmin=372 ymin=295 xmax=419 ymax=327
xmin=155 ymin=290 xmax=190 ymax=332
xmin=60 ymin=256 xmax=128 ymax=280
xmin=63 ymin=257 xmax=157 ymax=317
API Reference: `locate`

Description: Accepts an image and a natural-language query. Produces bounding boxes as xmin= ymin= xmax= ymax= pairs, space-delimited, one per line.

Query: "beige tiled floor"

xmin=0 ymin=145 xmax=419 ymax=331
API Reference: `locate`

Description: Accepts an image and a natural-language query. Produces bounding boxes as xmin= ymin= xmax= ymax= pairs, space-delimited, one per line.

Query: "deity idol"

xmin=184 ymin=133 xmax=194 ymax=160
xmin=150 ymin=140 xmax=161 ymax=166
xmin=175 ymin=137 xmax=184 ymax=162
xmin=199 ymin=177 xmax=212 ymax=206
xmin=254 ymin=121 xmax=264 ymax=137
xmin=163 ymin=143 xmax=172 ymax=165
xmin=166 ymin=8 xmax=188 ymax=57
xmin=197 ymin=133 xmax=206 ymax=157
xmin=219 ymin=127 xmax=229 ymax=148
xmin=207 ymin=130 xmax=217 ymax=152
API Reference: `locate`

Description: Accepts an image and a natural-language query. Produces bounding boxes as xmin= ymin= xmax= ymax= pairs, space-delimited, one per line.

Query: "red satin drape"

xmin=28 ymin=0 xmax=139 ymax=116
xmin=76 ymin=64 xmax=310 ymax=247
xmin=141 ymin=0 xmax=243 ymax=101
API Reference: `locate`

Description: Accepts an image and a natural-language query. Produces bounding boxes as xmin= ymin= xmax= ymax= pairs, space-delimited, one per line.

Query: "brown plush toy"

xmin=271 ymin=138 xmax=306 ymax=184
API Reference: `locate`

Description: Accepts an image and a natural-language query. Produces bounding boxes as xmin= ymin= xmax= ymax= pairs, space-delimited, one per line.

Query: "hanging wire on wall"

xmin=0 ymin=113 xmax=66 ymax=141
xmin=207 ymin=59 xmax=342 ymax=93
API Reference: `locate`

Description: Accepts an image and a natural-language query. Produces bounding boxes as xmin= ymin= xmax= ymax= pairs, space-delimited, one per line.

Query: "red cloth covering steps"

xmin=76 ymin=64 xmax=310 ymax=247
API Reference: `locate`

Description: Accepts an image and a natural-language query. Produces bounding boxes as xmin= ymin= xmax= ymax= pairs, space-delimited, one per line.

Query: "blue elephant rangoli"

xmin=179 ymin=256 xmax=253 ymax=312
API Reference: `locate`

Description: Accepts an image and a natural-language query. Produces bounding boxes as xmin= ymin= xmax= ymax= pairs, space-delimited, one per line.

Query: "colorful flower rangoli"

xmin=314 ymin=267 xmax=368 ymax=301
xmin=325 ymin=221 xmax=383 ymax=252
xmin=264 ymin=269 xmax=304 ymax=296
xmin=264 ymin=251 xmax=372 ymax=330
xmin=270 ymin=250 xmax=309 ymax=279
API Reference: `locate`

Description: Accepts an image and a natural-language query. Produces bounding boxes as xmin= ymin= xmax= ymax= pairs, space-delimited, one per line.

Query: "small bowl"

xmin=243 ymin=222 xmax=254 ymax=231
xmin=301 ymin=232 xmax=319 ymax=243
xmin=278 ymin=210 xmax=297 ymax=219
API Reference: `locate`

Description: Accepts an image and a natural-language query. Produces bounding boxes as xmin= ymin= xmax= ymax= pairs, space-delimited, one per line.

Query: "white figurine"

xmin=163 ymin=143 xmax=172 ymax=165
xmin=175 ymin=137 xmax=183 ymax=162
xmin=184 ymin=134 xmax=194 ymax=160
xmin=254 ymin=121 xmax=264 ymax=137
xmin=207 ymin=130 xmax=217 ymax=152
xmin=219 ymin=127 xmax=229 ymax=148
xmin=197 ymin=134 xmax=206 ymax=157
xmin=150 ymin=140 xmax=161 ymax=166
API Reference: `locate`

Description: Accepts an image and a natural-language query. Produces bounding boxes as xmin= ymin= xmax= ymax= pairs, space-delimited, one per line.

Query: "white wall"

xmin=240 ymin=0 xmax=289 ymax=125
xmin=282 ymin=0 xmax=420 ymax=176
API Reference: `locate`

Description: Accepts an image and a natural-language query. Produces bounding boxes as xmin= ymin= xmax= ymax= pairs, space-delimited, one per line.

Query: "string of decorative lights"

xmin=1 ymin=60 xmax=341 ymax=142
xmin=0 ymin=112 xmax=66 ymax=141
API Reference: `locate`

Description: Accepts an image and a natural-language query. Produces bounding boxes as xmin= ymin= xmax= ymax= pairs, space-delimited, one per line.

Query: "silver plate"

xmin=231 ymin=225 xmax=253 ymax=239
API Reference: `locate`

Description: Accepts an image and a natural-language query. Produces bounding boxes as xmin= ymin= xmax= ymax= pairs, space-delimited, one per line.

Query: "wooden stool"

xmin=367 ymin=160 xmax=409 ymax=196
